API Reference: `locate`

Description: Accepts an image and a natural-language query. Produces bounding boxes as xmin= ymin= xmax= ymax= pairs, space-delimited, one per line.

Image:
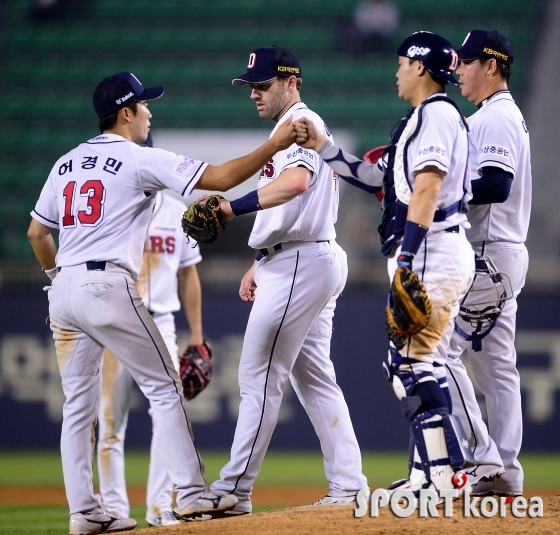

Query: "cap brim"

xmin=137 ymin=85 xmax=165 ymax=101
xmin=232 ymin=73 xmax=277 ymax=86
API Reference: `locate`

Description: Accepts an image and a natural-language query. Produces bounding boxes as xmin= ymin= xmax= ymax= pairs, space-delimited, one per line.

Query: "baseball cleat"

xmin=313 ymin=495 xmax=356 ymax=506
xmin=178 ymin=490 xmax=238 ymax=518
xmin=69 ymin=507 xmax=137 ymax=534
xmin=387 ymin=478 xmax=412 ymax=493
xmin=207 ymin=507 xmax=251 ymax=519
xmin=471 ymin=479 xmax=522 ymax=497
xmin=464 ymin=465 xmax=506 ymax=486
xmin=145 ymin=510 xmax=181 ymax=526
xmin=313 ymin=489 xmax=370 ymax=506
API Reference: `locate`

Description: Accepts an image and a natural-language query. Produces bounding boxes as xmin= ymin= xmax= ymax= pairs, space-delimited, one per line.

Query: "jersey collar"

xmin=278 ymin=101 xmax=308 ymax=122
xmin=477 ymin=90 xmax=512 ymax=109
xmin=87 ymin=133 xmax=129 ymax=144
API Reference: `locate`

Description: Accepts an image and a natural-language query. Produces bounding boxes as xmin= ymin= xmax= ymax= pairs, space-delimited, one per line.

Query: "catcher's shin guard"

xmin=410 ymin=408 xmax=474 ymax=492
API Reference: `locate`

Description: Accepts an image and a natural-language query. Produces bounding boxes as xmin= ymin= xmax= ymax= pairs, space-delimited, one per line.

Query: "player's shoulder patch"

xmin=173 ymin=157 xmax=197 ymax=176
xmin=285 ymin=146 xmax=316 ymax=165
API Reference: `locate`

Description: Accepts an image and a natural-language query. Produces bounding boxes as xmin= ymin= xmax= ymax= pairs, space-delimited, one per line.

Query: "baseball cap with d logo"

xmin=232 ymin=45 xmax=302 ymax=86
xmin=458 ymin=30 xmax=514 ymax=66
xmin=93 ymin=72 xmax=164 ymax=119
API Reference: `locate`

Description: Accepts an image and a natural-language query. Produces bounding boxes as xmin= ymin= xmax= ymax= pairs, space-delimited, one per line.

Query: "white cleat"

xmin=69 ymin=507 xmax=137 ymax=535
xmin=146 ymin=510 xmax=181 ymax=527
xmin=464 ymin=465 xmax=506 ymax=486
xmin=313 ymin=489 xmax=370 ymax=507
xmin=178 ymin=490 xmax=238 ymax=519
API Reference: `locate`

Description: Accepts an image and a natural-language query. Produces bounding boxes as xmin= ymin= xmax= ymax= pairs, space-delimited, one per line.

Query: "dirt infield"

xmin=145 ymin=496 xmax=560 ymax=535
xmin=1 ymin=486 xmax=558 ymax=534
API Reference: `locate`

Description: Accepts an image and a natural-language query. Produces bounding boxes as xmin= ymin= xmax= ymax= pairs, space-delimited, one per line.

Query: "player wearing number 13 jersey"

xmin=27 ymin=71 xmax=295 ymax=534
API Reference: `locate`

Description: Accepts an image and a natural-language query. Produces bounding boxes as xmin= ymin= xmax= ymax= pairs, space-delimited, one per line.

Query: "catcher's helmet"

xmin=455 ymin=255 xmax=513 ymax=351
xmin=397 ymin=31 xmax=458 ymax=86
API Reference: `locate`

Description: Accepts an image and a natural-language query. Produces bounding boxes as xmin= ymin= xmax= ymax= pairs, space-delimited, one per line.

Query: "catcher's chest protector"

xmin=378 ymin=96 xmax=469 ymax=257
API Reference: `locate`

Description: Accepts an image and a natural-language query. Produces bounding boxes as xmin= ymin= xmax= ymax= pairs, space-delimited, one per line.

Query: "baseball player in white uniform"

xmin=97 ymin=188 xmax=204 ymax=527
xmin=27 ymin=71 xmax=296 ymax=534
xmin=444 ymin=30 xmax=531 ymax=497
xmin=296 ymin=32 xmax=476 ymax=496
xmin=206 ymin=46 xmax=368 ymax=515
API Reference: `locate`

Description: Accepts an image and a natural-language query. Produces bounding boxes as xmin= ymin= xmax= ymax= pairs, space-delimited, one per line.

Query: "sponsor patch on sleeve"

xmin=173 ymin=157 xmax=196 ymax=175
xmin=480 ymin=144 xmax=510 ymax=159
xmin=286 ymin=147 xmax=316 ymax=165
xmin=417 ymin=145 xmax=446 ymax=157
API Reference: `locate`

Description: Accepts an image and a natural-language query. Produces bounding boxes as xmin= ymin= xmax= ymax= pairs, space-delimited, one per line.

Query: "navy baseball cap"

xmin=458 ymin=30 xmax=513 ymax=66
xmin=93 ymin=72 xmax=164 ymax=119
xmin=232 ymin=45 xmax=302 ymax=86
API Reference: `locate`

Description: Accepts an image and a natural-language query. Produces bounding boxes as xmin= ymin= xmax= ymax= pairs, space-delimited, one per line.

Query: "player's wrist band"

xmin=255 ymin=251 xmax=264 ymax=261
xmin=230 ymin=190 xmax=261 ymax=216
xmin=401 ymin=221 xmax=429 ymax=255
xmin=42 ymin=266 xmax=58 ymax=282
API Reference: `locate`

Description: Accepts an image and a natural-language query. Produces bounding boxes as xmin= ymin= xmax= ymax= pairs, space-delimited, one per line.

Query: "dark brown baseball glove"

xmin=181 ymin=195 xmax=225 ymax=244
xmin=179 ymin=340 xmax=213 ymax=400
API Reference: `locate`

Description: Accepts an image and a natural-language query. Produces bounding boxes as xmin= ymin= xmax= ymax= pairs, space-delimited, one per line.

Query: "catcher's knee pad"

xmin=383 ymin=347 xmax=440 ymax=405
xmin=410 ymin=408 xmax=475 ymax=485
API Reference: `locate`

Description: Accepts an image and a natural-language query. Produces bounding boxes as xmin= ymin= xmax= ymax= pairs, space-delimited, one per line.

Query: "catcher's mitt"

xmin=363 ymin=145 xmax=388 ymax=207
xmin=385 ymin=266 xmax=432 ymax=350
xmin=179 ymin=340 xmax=213 ymax=400
xmin=181 ymin=195 xmax=225 ymax=244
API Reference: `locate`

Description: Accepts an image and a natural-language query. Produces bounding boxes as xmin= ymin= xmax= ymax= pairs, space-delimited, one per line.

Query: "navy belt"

xmin=444 ymin=226 xmax=459 ymax=233
xmin=86 ymin=261 xmax=106 ymax=271
xmin=259 ymin=240 xmax=330 ymax=257
xmin=259 ymin=244 xmax=283 ymax=257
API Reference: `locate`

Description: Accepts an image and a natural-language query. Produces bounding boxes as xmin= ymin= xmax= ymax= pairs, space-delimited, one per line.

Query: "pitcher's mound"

xmin=140 ymin=494 xmax=560 ymax=535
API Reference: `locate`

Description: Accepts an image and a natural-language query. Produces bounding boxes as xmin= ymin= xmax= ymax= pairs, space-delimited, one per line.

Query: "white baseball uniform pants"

xmin=97 ymin=312 xmax=180 ymax=518
xmin=445 ymin=241 xmax=528 ymax=491
xmin=211 ymin=241 xmax=367 ymax=506
xmin=48 ymin=263 xmax=204 ymax=515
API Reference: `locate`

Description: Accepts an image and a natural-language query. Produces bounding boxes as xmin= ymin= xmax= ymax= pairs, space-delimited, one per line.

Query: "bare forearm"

xmin=28 ymin=221 xmax=57 ymax=269
xmin=257 ymin=168 xmax=310 ymax=208
xmin=407 ymin=170 xmax=443 ymax=227
xmin=197 ymin=120 xmax=295 ymax=191
xmin=178 ymin=266 xmax=203 ymax=345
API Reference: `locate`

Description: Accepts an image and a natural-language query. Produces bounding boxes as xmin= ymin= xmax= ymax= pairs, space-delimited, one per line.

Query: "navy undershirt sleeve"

xmin=469 ymin=166 xmax=513 ymax=205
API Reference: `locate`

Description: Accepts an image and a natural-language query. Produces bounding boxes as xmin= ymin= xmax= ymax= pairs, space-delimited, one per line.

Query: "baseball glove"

xmin=385 ymin=266 xmax=432 ymax=350
xmin=179 ymin=340 xmax=213 ymax=400
xmin=181 ymin=195 xmax=225 ymax=244
xmin=363 ymin=145 xmax=388 ymax=207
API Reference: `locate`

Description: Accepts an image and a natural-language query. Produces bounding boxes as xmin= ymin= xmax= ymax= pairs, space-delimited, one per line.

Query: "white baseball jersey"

xmin=138 ymin=192 xmax=202 ymax=314
xmin=248 ymin=103 xmax=338 ymax=249
xmin=396 ymin=93 xmax=470 ymax=233
xmin=464 ymin=91 xmax=532 ymax=243
xmin=31 ymin=133 xmax=207 ymax=280
xmin=211 ymin=103 xmax=367 ymax=507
